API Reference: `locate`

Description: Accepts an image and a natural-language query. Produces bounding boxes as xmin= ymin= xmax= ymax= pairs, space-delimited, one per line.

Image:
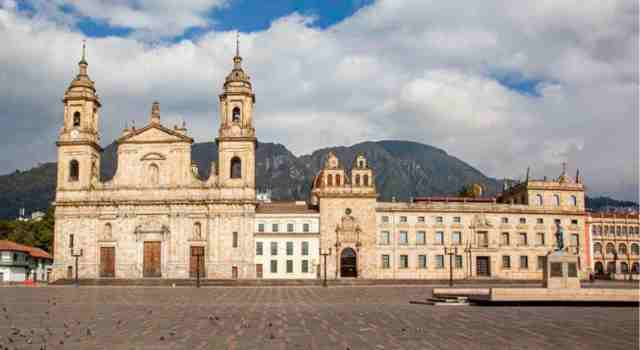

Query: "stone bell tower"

xmin=56 ymin=41 xmax=102 ymax=191
xmin=216 ymin=34 xmax=256 ymax=190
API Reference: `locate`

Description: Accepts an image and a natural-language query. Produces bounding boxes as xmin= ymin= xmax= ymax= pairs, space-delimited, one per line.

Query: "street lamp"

xmin=70 ymin=248 xmax=83 ymax=287
xmin=319 ymin=247 xmax=332 ymax=287
xmin=444 ymin=246 xmax=458 ymax=287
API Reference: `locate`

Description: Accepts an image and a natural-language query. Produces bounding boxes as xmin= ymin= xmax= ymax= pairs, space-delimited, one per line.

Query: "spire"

xmin=525 ymin=166 xmax=530 ymax=182
xmin=575 ymin=168 xmax=581 ymax=183
xmin=78 ymin=40 xmax=88 ymax=76
xmin=233 ymin=31 xmax=242 ymax=69
xmin=150 ymin=101 xmax=160 ymax=125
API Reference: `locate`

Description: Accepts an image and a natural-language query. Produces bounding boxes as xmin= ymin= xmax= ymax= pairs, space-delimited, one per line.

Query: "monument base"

xmin=543 ymin=250 xmax=581 ymax=289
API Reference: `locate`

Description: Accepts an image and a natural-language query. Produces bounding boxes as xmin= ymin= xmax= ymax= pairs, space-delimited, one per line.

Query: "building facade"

xmin=587 ymin=212 xmax=639 ymax=280
xmin=0 ymin=240 xmax=52 ymax=283
xmin=52 ymin=47 xmax=618 ymax=282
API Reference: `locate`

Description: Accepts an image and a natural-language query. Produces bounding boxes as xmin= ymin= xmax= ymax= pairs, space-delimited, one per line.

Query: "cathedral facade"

xmin=52 ymin=47 xmax=604 ymax=282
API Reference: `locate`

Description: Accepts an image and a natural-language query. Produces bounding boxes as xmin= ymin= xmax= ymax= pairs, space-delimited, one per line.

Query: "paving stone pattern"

xmin=0 ymin=286 xmax=637 ymax=349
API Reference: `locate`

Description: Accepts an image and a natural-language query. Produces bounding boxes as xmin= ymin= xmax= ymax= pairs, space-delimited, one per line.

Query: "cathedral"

xmin=52 ymin=44 xmax=635 ymax=283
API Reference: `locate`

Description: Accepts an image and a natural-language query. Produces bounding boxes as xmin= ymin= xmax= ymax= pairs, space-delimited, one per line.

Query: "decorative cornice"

xmin=56 ymin=140 xmax=103 ymax=152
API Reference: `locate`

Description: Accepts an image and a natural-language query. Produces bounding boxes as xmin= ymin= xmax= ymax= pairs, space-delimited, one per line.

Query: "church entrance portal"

xmin=340 ymin=248 xmax=357 ymax=278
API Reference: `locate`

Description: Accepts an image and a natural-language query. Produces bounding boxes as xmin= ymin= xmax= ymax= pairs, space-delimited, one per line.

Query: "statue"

xmin=555 ymin=222 xmax=564 ymax=251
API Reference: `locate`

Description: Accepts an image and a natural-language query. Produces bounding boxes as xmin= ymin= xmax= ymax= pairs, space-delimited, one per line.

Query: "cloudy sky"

xmin=0 ymin=0 xmax=638 ymax=201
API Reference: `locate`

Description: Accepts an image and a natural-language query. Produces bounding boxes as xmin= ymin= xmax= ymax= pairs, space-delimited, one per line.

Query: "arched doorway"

xmin=594 ymin=261 xmax=604 ymax=275
xmin=340 ymin=248 xmax=357 ymax=278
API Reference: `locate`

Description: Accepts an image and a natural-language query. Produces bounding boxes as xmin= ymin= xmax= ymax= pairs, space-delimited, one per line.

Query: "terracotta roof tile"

xmin=0 ymin=240 xmax=52 ymax=259
xmin=256 ymin=202 xmax=319 ymax=214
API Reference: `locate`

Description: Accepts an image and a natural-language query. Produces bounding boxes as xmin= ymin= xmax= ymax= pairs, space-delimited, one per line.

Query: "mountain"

xmin=1 ymin=140 xmax=635 ymax=219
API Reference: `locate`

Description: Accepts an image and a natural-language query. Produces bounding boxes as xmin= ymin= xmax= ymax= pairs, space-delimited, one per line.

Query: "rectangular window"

xmin=537 ymin=256 xmax=545 ymax=270
xmin=286 ymin=241 xmax=293 ymax=256
xmin=571 ymin=234 xmax=579 ymax=248
xmin=382 ymin=216 xmax=389 ymax=223
xmin=502 ymin=255 xmax=511 ymax=269
xmin=272 ymin=224 xmax=279 ymax=233
xmin=416 ymin=231 xmax=426 ymax=245
xmin=400 ymin=255 xmax=408 ymax=268
xmin=270 ymin=242 xmax=278 ymax=256
xmin=233 ymin=232 xmax=238 ymax=248
xmin=435 ymin=216 xmax=444 ymax=224
xmin=69 ymin=234 xmax=74 ymax=249
xmin=400 ymin=216 xmax=407 ymax=223
xmin=301 ymin=260 xmax=309 ymax=273
xmin=501 ymin=232 xmax=510 ymax=246
xmin=382 ymin=255 xmax=390 ymax=269
xmin=571 ymin=219 xmax=578 ymax=225
xmin=452 ymin=232 xmax=461 ymax=245
xmin=536 ymin=233 xmax=545 ymax=246
xmin=436 ymin=255 xmax=445 ymax=269
xmin=380 ymin=231 xmax=390 ymax=245
xmin=399 ymin=231 xmax=408 ymax=245
xmin=536 ymin=218 xmax=544 ymax=224
xmin=477 ymin=232 xmax=488 ymax=247
xmin=418 ymin=255 xmax=427 ymax=268
xmin=301 ymin=241 xmax=309 ymax=256
xmin=435 ymin=231 xmax=444 ymax=245
xmin=519 ymin=217 xmax=526 ymax=224
xmin=453 ymin=216 xmax=461 ymax=223
xmin=256 ymin=242 xmax=263 ymax=256
xmin=286 ymin=260 xmax=293 ymax=273
xmin=554 ymin=218 xmax=561 ymax=225
xmin=501 ymin=217 xmax=509 ymax=224
xmin=258 ymin=223 xmax=265 ymax=233
xmin=302 ymin=223 xmax=310 ymax=233
xmin=455 ymin=255 xmax=463 ymax=269
xmin=287 ymin=223 xmax=294 ymax=233
xmin=520 ymin=256 xmax=529 ymax=269
xmin=519 ymin=232 xmax=527 ymax=246
xmin=270 ymin=260 xmax=277 ymax=273
xmin=417 ymin=216 xmax=425 ymax=223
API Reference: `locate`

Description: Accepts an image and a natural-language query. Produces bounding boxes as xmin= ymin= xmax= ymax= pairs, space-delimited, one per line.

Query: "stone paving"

xmin=0 ymin=286 xmax=637 ymax=349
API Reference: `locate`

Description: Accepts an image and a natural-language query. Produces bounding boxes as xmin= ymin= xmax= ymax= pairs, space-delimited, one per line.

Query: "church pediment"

xmin=117 ymin=124 xmax=193 ymax=144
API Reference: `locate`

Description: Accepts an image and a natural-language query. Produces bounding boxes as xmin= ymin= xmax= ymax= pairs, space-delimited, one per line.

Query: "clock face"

xmin=70 ymin=129 xmax=79 ymax=139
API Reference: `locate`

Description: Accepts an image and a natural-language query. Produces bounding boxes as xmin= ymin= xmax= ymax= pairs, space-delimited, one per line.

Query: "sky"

xmin=0 ymin=0 xmax=638 ymax=201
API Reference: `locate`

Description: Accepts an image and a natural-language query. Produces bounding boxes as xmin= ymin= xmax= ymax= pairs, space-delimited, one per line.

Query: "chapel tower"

xmin=56 ymin=41 xmax=102 ymax=191
xmin=216 ymin=35 xmax=256 ymax=189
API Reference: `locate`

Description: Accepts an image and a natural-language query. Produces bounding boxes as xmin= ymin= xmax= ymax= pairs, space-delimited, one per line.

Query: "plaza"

xmin=0 ymin=285 xmax=637 ymax=349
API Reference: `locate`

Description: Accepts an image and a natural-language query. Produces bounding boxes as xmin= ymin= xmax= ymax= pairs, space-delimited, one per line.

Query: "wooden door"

xmin=476 ymin=257 xmax=490 ymax=277
xmin=100 ymin=247 xmax=115 ymax=278
xmin=232 ymin=266 xmax=238 ymax=279
xmin=256 ymin=264 xmax=263 ymax=278
xmin=143 ymin=242 xmax=162 ymax=277
xmin=189 ymin=246 xmax=205 ymax=278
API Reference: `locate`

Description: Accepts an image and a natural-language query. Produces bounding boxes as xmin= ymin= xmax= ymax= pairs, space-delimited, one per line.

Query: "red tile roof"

xmin=256 ymin=202 xmax=319 ymax=214
xmin=0 ymin=240 xmax=52 ymax=260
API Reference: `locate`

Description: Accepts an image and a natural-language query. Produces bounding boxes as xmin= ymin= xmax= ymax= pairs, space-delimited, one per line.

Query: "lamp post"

xmin=444 ymin=246 xmax=458 ymax=287
xmin=194 ymin=249 xmax=204 ymax=288
xmin=319 ymin=247 xmax=332 ymax=287
xmin=70 ymin=248 xmax=83 ymax=287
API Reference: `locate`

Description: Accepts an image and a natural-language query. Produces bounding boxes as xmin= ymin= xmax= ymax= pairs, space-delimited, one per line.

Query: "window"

xmin=301 ymin=241 xmax=309 ymax=256
xmin=502 ymin=256 xmax=511 ymax=269
xmin=336 ymin=174 xmax=341 ymax=185
xmin=258 ymin=223 xmax=264 ymax=233
xmin=286 ymin=260 xmax=293 ymax=273
xmin=69 ymin=234 xmax=74 ymax=249
xmin=73 ymin=111 xmax=81 ymax=127
xmin=382 ymin=255 xmax=390 ymax=269
xmin=301 ymin=260 xmax=309 ymax=273
xmin=571 ymin=234 xmax=579 ymax=248
xmin=148 ymin=164 xmax=159 ymax=185
xmin=455 ymin=255 xmax=463 ymax=269
xmin=232 ymin=232 xmax=238 ymax=248
xmin=519 ymin=218 xmax=526 ymax=224
xmin=400 ymin=216 xmax=407 ymax=223
xmin=435 ymin=255 xmax=445 ymax=269
xmin=594 ymin=243 xmax=603 ymax=254
xmin=519 ymin=233 xmax=527 ymax=246
xmin=380 ymin=231 xmax=390 ymax=245
xmin=554 ymin=218 xmax=561 ymax=225
xmin=501 ymin=217 xmax=509 ymax=224
xmin=256 ymin=242 xmax=263 ymax=256
xmin=535 ymin=194 xmax=543 ymax=206
xmin=69 ymin=160 xmax=79 ymax=182
xmin=520 ymin=256 xmax=528 ymax=269
xmin=286 ymin=242 xmax=293 ymax=256
xmin=287 ymin=223 xmax=294 ymax=233
xmin=327 ymin=174 xmax=333 ymax=186
xmin=501 ymin=232 xmax=510 ymax=246
xmin=619 ymin=243 xmax=627 ymax=255
xmin=621 ymin=262 xmax=629 ymax=273
xmin=270 ymin=260 xmax=277 ymax=273
xmin=400 ymin=255 xmax=408 ymax=269
xmin=536 ymin=233 xmax=545 ymax=246
xmin=272 ymin=224 xmax=279 ymax=233
xmin=452 ymin=232 xmax=461 ymax=245
xmin=536 ymin=218 xmax=544 ymax=224
xmin=553 ymin=194 xmax=560 ymax=206
xmin=382 ymin=216 xmax=389 ymax=223
xmin=418 ymin=255 xmax=427 ymax=268
xmin=230 ymin=157 xmax=242 ymax=179
xmin=631 ymin=244 xmax=639 ymax=256
xmin=416 ymin=231 xmax=426 ymax=245
xmin=363 ymin=175 xmax=369 ymax=186
xmin=571 ymin=219 xmax=578 ymax=225
xmin=453 ymin=216 xmax=461 ymax=224
xmin=537 ymin=256 xmax=545 ymax=270
xmin=477 ymin=232 xmax=488 ymax=247
xmin=435 ymin=216 xmax=444 ymax=224
xmin=302 ymin=223 xmax=310 ymax=233
xmin=355 ymin=174 xmax=360 ymax=186
xmin=270 ymin=242 xmax=278 ymax=256
xmin=606 ymin=243 xmax=615 ymax=254
xmin=570 ymin=195 xmax=577 ymax=206
xmin=435 ymin=231 xmax=444 ymax=245
xmin=417 ymin=216 xmax=425 ymax=223
xmin=399 ymin=231 xmax=408 ymax=245
xmin=232 ymin=106 xmax=241 ymax=122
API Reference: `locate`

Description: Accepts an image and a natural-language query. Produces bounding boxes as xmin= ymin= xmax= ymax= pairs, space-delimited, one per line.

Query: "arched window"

xmin=69 ymin=160 xmax=79 ymax=182
xmin=631 ymin=243 xmax=639 ymax=256
xmin=232 ymin=107 xmax=241 ymax=123
xmin=230 ymin=157 xmax=242 ymax=179
xmin=632 ymin=262 xmax=640 ymax=274
xmin=535 ymin=194 xmax=543 ymax=206
xmin=363 ymin=174 xmax=369 ymax=186
xmin=605 ymin=243 xmax=615 ymax=255
xmin=593 ymin=243 xmax=602 ymax=254
xmin=103 ymin=223 xmax=112 ymax=240
xmin=553 ymin=194 xmax=560 ymax=206
xmin=336 ymin=174 xmax=341 ymax=186
xmin=73 ymin=111 xmax=81 ymax=127
xmin=327 ymin=174 xmax=333 ymax=186
xmin=355 ymin=174 xmax=360 ymax=186
xmin=193 ymin=222 xmax=202 ymax=240
xmin=619 ymin=243 xmax=627 ymax=255
xmin=149 ymin=164 xmax=159 ymax=185
xmin=606 ymin=261 xmax=616 ymax=274
xmin=570 ymin=195 xmax=577 ymax=206
xmin=594 ymin=261 xmax=604 ymax=275
xmin=620 ymin=262 xmax=629 ymax=273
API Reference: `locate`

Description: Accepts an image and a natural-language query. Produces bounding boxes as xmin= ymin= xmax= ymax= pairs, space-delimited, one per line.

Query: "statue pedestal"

xmin=543 ymin=251 xmax=581 ymax=289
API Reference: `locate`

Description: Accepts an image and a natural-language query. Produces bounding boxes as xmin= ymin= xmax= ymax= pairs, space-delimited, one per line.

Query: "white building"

xmin=0 ymin=240 xmax=52 ymax=283
xmin=254 ymin=202 xmax=320 ymax=279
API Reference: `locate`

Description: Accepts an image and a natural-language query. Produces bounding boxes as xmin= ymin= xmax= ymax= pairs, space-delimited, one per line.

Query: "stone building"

xmin=587 ymin=212 xmax=639 ymax=280
xmin=52 ymin=46 xmax=604 ymax=282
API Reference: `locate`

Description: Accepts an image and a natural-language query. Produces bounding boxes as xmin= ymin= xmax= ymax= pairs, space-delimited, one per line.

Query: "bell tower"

xmin=216 ymin=34 xmax=256 ymax=189
xmin=56 ymin=41 xmax=102 ymax=190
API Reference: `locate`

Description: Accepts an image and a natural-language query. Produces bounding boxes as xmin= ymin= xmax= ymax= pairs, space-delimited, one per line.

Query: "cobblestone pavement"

xmin=0 ymin=286 xmax=637 ymax=350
